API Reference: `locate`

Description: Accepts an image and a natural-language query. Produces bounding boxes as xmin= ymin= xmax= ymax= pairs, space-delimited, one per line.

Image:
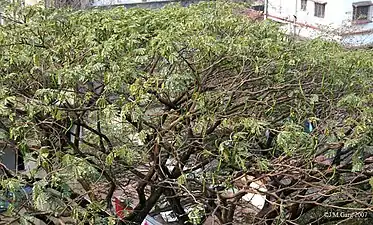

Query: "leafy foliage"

xmin=0 ymin=1 xmax=373 ymax=225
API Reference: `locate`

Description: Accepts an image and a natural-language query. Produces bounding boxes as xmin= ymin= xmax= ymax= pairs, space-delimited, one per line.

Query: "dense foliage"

xmin=1 ymin=1 xmax=373 ymax=224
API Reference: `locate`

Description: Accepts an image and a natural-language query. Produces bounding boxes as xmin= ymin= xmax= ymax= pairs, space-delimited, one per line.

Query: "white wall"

xmin=267 ymin=0 xmax=373 ymax=46
xmin=25 ymin=0 xmax=40 ymax=6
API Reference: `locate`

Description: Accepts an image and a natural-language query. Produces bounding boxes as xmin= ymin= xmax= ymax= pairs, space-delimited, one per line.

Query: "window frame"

xmin=314 ymin=2 xmax=326 ymax=18
xmin=301 ymin=0 xmax=307 ymax=11
xmin=352 ymin=5 xmax=371 ymax=22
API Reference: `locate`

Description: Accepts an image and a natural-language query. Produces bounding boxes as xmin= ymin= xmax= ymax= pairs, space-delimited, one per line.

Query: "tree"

xmin=1 ymin=1 xmax=373 ymax=225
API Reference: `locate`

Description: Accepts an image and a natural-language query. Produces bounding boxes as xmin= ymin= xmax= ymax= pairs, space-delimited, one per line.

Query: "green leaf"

xmin=369 ymin=177 xmax=373 ymax=190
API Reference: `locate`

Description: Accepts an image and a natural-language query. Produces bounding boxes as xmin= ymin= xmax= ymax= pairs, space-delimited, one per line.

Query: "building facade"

xmin=266 ymin=0 xmax=373 ymax=46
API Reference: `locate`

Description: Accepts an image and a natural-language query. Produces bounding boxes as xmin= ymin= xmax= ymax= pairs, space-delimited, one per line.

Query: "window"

xmin=301 ymin=0 xmax=307 ymax=11
xmin=314 ymin=3 xmax=326 ymax=18
xmin=0 ymin=147 xmax=24 ymax=171
xmin=17 ymin=152 xmax=25 ymax=171
xmin=353 ymin=5 xmax=370 ymax=21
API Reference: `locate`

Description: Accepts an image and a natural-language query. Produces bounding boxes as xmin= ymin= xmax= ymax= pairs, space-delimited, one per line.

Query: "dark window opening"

xmin=314 ymin=3 xmax=326 ymax=18
xmin=17 ymin=152 xmax=24 ymax=171
xmin=353 ymin=5 xmax=370 ymax=21
xmin=252 ymin=5 xmax=264 ymax=12
xmin=301 ymin=0 xmax=307 ymax=11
